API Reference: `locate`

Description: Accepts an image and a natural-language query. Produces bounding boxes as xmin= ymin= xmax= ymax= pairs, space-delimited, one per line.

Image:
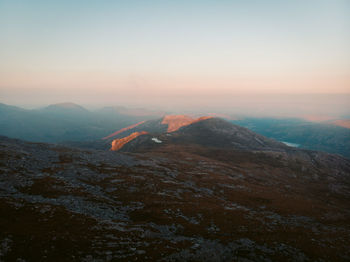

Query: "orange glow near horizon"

xmin=0 ymin=0 xmax=349 ymax=117
xmin=1 ymin=70 xmax=349 ymax=95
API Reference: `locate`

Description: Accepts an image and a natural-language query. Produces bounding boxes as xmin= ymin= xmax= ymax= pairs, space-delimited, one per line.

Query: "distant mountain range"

xmin=231 ymin=118 xmax=350 ymax=158
xmin=0 ymin=102 xmax=349 ymax=158
xmin=0 ymin=102 xmax=165 ymax=143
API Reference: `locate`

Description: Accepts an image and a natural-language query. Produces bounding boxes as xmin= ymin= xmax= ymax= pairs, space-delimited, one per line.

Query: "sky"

xmin=0 ymin=0 xmax=349 ymax=116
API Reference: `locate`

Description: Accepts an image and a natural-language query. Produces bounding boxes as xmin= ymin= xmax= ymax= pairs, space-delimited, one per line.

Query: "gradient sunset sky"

xmin=0 ymin=0 xmax=349 ymax=115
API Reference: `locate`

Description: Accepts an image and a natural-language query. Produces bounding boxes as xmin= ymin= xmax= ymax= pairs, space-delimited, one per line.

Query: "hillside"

xmin=1 ymin=116 xmax=350 ymax=261
xmin=231 ymin=118 xmax=350 ymax=158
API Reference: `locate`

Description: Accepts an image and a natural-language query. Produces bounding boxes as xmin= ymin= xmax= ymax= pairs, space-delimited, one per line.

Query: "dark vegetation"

xmin=0 ymin=116 xmax=350 ymax=261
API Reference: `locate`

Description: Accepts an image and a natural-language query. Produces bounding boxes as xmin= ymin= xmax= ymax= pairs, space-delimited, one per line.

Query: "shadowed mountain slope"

xmin=106 ymin=117 xmax=289 ymax=153
xmin=104 ymin=115 xmax=216 ymax=151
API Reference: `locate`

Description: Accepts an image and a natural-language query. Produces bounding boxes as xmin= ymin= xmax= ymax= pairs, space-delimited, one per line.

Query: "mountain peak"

xmin=45 ymin=102 xmax=88 ymax=112
xmin=161 ymin=115 xmax=213 ymax=132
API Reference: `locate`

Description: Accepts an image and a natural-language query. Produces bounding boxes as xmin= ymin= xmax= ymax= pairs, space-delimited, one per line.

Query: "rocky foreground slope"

xmin=0 ymin=117 xmax=350 ymax=261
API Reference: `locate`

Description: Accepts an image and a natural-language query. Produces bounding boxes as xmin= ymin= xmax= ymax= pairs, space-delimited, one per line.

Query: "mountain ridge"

xmin=1 ymin=102 xmax=350 ymax=158
xmin=106 ymin=116 xmax=289 ymax=153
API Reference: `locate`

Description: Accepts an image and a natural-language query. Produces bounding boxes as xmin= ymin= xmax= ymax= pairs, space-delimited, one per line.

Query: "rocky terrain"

xmin=0 ymin=117 xmax=350 ymax=261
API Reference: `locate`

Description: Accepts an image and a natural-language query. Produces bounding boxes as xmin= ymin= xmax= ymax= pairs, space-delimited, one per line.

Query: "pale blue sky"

xmin=0 ymin=0 xmax=349 ymax=113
